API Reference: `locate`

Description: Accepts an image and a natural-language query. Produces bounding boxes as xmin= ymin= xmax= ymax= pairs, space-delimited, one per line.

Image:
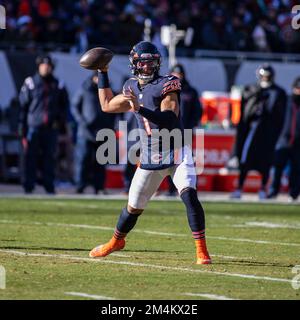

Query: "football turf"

xmin=0 ymin=198 xmax=299 ymax=300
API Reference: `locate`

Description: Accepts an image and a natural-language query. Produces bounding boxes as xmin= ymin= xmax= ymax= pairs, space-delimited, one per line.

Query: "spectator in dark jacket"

xmin=19 ymin=55 xmax=69 ymax=194
xmin=231 ymin=64 xmax=287 ymax=200
xmin=170 ymin=63 xmax=203 ymax=129
xmin=267 ymin=77 xmax=300 ymax=201
xmin=71 ymin=72 xmax=114 ymax=194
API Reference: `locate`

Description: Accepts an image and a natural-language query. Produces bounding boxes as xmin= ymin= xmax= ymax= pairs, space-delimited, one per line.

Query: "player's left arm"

xmin=129 ymin=92 xmax=180 ymax=130
xmin=160 ymin=92 xmax=179 ymax=117
xmin=135 ymin=93 xmax=179 ymax=130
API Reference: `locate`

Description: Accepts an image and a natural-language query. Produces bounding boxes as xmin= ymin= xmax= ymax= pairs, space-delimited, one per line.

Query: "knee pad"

xmin=180 ymin=187 xmax=205 ymax=231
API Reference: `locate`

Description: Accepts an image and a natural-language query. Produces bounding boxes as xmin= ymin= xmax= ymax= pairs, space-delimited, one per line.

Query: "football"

xmin=79 ymin=47 xmax=114 ymax=70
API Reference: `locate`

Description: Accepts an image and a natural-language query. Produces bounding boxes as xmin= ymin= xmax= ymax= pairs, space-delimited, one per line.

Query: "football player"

xmin=89 ymin=41 xmax=211 ymax=264
xmin=231 ymin=64 xmax=287 ymax=200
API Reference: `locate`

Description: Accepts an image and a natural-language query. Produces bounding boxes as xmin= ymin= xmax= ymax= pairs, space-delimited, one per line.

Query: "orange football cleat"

xmin=196 ymin=255 xmax=212 ymax=265
xmin=89 ymin=238 xmax=125 ymax=258
xmin=195 ymin=239 xmax=212 ymax=265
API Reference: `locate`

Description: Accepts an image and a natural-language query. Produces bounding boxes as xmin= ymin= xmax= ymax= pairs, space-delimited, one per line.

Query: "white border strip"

xmin=0 ymin=249 xmax=292 ymax=284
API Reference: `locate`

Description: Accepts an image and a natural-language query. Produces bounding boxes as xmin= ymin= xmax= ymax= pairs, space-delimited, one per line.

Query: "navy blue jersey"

xmin=123 ymin=75 xmax=182 ymax=170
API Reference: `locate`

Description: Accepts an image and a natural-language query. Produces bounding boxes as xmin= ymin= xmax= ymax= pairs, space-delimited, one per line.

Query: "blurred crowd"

xmin=1 ymin=0 xmax=300 ymax=53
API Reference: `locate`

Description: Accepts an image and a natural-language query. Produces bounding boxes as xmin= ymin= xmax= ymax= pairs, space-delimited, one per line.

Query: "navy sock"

xmin=180 ymin=188 xmax=205 ymax=239
xmin=114 ymin=207 xmax=141 ymax=239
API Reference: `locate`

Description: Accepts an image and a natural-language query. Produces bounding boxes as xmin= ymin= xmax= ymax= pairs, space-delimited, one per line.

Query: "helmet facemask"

xmin=256 ymin=66 xmax=274 ymax=89
xmin=133 ymin=58 xmax=160 ymax=82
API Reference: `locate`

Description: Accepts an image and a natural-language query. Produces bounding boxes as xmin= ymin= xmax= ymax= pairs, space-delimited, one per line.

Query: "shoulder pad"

xmin=122 ymin=78 xmax=137 ymax=93
xmin=161 ymin=76 xmax=181 ymax=96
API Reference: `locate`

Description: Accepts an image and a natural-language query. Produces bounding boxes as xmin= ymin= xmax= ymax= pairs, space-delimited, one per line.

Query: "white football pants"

xmin=128 ymin=146 xmax=197 ymax=209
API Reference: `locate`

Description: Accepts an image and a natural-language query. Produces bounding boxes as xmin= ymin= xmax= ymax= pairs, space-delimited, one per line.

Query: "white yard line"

xmin=39 ymin=202 xmax=105 ymax=210
xmin=211 ymin=254 xmax=254 ymax=260
xmin=0 ymin=249 xmax=292 ymax=284
xmin=208 ymin=235 xmax=300 ymax=247
xmin=233 ymin=221 xmax=300 ymax=230
xmin=65 ymin=292 xmax=116 ymax=300
xmin=1 ymin=219 xmax=299 ymax=247
xmin=183 ymin=293 xmax=236 ymax=300
xmin=109 ymin=252 xmax=132 ymax=258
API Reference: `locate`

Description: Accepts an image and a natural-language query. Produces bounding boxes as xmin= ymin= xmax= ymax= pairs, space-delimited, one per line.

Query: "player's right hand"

xmin=123 ymin=87 xmax=139 ymax=112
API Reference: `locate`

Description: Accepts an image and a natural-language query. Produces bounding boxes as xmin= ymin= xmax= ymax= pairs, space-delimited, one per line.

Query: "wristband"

xmin=98 ymin=71 xmax=110 ymax=89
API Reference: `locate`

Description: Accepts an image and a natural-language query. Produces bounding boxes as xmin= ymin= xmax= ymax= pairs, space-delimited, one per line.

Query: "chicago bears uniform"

xmin=89 ymin=41 xmax=211 ymax=264
xmin=122 ymin=75 xmax=196 ymax=210
xmin=123 ymin=74 xmax=182 ymax=170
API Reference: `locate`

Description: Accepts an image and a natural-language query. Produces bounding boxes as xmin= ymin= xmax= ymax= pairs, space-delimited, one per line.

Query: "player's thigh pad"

xmin=171 ymin=146 xmax=197 ymax=194
xmin=128 ymin=167 xmax=167 ymax=209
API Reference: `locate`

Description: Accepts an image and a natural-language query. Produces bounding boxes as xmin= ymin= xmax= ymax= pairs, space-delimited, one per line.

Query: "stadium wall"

xmin=1 ymin=51 xmax=300 ymax=109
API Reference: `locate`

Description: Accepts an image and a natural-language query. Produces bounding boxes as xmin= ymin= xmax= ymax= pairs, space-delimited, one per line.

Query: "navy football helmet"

xmin=256 ymin=64 xmax=275 ymax=88
xmin=129 ymin=41 xmax=161 ymax=82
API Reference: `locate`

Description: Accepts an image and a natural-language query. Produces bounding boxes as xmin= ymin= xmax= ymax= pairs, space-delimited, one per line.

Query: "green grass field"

xmin=0 ymin=197 xmax=299 ymax=300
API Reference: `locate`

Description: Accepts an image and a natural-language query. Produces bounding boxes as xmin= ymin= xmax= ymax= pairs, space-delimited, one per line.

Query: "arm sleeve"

xmin=138 ymin=107 xmax=178 ymax=130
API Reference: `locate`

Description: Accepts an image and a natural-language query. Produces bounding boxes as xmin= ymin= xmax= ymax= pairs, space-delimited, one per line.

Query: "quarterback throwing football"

xmin=89 ymin=41 xmax=211 ymax=264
